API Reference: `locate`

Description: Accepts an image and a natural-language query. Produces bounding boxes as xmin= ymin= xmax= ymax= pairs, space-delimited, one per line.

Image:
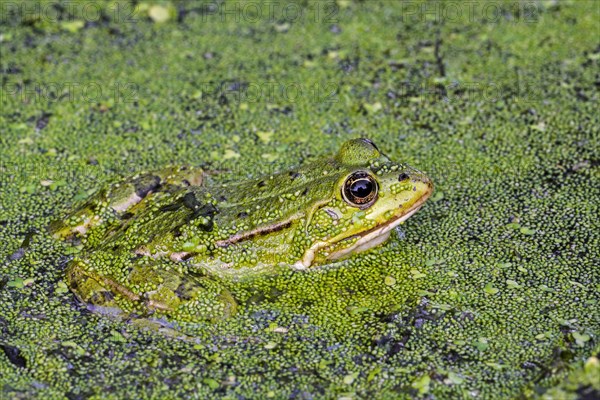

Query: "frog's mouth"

xmin=293 ymin=190 xmax=432 ymax=269
xmin=326 ymin=199 xmax=427 ymax=261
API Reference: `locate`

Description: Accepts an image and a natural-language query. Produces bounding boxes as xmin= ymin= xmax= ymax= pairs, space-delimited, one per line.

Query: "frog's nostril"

xmin=398 ymin=172 xmax=410 ymax=181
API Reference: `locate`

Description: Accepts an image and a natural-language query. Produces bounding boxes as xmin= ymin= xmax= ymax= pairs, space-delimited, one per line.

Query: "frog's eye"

xmin=342 ymin=171 xmax=378 ymax=208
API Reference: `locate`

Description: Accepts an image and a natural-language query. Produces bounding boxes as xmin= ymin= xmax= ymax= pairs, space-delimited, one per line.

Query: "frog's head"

xmin=297 ymin=138 xmax=433 ymax=268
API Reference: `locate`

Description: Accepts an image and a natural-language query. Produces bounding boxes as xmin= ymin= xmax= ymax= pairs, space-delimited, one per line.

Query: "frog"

xmin=50 ymin=138 xmax=433 ymax=328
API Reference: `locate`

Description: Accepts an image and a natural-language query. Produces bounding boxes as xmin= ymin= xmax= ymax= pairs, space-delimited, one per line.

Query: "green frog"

xmin=51 ymin=138 xmax=432 ymax=326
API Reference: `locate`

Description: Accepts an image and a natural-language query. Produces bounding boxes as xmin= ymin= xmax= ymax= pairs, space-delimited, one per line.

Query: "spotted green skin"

xmin=51 ymin=139 xmax=432 ymax=324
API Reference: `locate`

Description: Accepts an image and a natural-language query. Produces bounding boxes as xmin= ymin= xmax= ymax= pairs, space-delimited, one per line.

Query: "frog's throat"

xmin=292 ymin=194 xmax=431 ymax=270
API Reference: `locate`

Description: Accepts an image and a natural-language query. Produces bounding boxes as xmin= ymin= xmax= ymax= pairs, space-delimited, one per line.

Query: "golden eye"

xmin=342 ymin=171 xmax=378 ymax=208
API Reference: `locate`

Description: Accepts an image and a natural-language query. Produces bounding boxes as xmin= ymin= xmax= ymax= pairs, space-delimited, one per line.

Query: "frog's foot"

xmin=65 ymin=257 xmax=237 ymax=323
xmin=50 ymin=166 xmax=205 ymax=241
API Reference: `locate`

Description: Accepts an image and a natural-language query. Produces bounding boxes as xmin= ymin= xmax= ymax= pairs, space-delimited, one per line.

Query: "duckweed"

xmin=1 ymin=1 xmax=598 ymax=399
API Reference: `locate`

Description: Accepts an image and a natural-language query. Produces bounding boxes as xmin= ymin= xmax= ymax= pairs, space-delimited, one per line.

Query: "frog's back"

xmin=206 ymin=159 xmax=344 ymax=237
xmin=50 ymin=166 xmax=205 ymax=243
xmin=51 ymin=157 xmax=349 ymax=262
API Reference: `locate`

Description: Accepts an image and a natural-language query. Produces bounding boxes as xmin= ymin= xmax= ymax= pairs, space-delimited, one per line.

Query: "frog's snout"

xmin=417 ymin=174 xmax=433 ymax=190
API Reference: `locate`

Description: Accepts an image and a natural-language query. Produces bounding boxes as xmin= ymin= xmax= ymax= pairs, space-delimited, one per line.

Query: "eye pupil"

xmin=343 ymin=171 xmax=378 ymax=208
xmin=351 ymin=180 xmax=373 ymax=198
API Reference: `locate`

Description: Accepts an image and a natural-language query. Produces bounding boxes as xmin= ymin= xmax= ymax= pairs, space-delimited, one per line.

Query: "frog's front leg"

xmin=50 ymin=166 xmax=205 ymax=240
xmin=66 ymin=254 xmax=237 ymax=323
